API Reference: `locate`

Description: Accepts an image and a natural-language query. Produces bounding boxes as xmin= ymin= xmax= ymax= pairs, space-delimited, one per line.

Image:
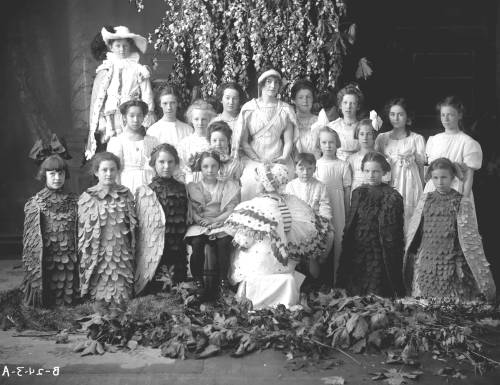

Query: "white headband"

xmin=258 ymin=69 xmax=282 ymax=84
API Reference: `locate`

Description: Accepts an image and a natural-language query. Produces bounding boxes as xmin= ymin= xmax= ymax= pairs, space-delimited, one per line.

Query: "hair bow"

xmin=29 ymin=134 xmax=71 ymax=165
xmin=188 ymin=150 xmax=220 ymax=172
xmin=369 ymin=110 xmax=383 ymax=131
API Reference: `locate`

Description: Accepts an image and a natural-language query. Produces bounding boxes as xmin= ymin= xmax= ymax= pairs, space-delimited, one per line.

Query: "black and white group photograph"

xmin=1 ymin=0 xmax=500 ymax=384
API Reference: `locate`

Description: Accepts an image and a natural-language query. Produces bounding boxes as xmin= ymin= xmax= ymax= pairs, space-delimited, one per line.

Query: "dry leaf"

xmin=321 ymin=376 xmax=345 ymax=385
xmin=197 ymin=344 xmax=220 ymax=358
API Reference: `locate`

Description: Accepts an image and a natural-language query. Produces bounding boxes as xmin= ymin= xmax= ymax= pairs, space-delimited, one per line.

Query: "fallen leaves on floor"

xmin=1 ymin=286 xmax=499 ymax=376
xmin=371 ymin=368 xmax=423 ymax=384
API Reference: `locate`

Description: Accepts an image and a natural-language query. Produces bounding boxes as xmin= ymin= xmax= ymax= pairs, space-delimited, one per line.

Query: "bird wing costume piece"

xmin=456 ymin=198 xmax=496 ymax=301
xmin=22 ymin=197 xmax=44 ymax=307
xmin=134 ymin=185 xmax=165 ymax=294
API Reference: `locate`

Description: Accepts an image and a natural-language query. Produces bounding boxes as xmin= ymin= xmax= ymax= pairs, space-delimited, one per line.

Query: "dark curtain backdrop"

xmin=2 ymin=0 xmax=167 ymax=240
xmin=3 ymin=0 xmax=71 ymax=236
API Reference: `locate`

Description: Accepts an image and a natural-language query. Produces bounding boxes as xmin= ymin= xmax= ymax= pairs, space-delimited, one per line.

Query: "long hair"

xmin=384 ymin=97 xmax=414 ymax=137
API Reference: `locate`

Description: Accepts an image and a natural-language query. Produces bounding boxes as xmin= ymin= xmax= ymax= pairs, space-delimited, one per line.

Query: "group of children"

xmin=21 ymin=25 xmax=496 ymax=312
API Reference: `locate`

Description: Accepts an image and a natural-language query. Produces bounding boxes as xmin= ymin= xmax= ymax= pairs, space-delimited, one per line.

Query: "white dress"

xmin=226 ymin=195 xmax=324 ymax=309
xmin=375 ymin=131 xmax=426 ymax=229
xmin=347 ymin=152 xmax=366 ymax=192
xmin=237 ymin=99 xmax=298 ymax=201
xmin=327 ymin=118 xmax=359 ymax=161
xmin=107 ymin=134 xmax=158 ymax=195
xmin=424 ymin=131 xmax=482 ymax=194
xmin=294 ymin=115 xmax=321 ymax=159
xmin=314 ymin=158 xmax=352 ymax=280
xmin=147 ymin=119 xmax=193 ymax=146
xmin=177 ymin=134 xmax=210 ymax=183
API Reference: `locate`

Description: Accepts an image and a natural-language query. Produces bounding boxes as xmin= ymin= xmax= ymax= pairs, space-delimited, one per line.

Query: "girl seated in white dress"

xmin=225 ymin=163 xmax=328 ymax=309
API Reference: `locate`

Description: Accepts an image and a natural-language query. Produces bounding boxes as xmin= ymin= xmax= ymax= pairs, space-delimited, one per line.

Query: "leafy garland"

xmin=130 ymin=0 xmax=348 ymax=102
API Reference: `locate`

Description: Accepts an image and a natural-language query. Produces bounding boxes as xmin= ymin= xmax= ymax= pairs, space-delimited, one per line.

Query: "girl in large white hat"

xmin=225 ymin=163 xmax=328 ymax=309
xmin=86 ymin=25 xmax=156 ymax=160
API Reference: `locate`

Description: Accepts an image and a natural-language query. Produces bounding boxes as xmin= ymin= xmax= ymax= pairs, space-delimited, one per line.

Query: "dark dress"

xmin=149 ymin=176 xmax=188 ymax=286
xmin=22 ymin=188 xmax=78 ymax=307
xmin=413 ymin=190 xmax=476 ymax=298
xmin=337 ymin=184 xmax=405 ymax=297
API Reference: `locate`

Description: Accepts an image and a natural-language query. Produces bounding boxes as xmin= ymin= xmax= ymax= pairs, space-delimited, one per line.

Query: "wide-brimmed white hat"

xmin=101 ymin=26 xmax=148 ymax=54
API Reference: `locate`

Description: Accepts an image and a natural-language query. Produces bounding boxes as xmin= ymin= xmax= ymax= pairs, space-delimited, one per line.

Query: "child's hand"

xmin=208 ymin=221 xmax=223 ymax=230
xmin=200 ymin=218 xmax=215 ymax=227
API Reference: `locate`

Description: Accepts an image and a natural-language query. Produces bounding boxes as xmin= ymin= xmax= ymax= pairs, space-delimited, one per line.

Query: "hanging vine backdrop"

xmin=130 ymin=0 xmax=348 ymax=102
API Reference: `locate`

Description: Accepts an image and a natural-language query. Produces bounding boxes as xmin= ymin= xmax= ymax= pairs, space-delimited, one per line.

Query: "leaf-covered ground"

xmin=1 ymin=285 xmax=500 ymax=377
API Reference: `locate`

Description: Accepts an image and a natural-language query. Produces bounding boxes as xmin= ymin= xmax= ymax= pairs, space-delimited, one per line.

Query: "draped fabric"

xmin=4 ymin=0 xmax=73 ymax=237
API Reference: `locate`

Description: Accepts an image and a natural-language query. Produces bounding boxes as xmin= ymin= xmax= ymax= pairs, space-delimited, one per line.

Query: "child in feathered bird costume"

xmin=78 ymin=152 xmax=136 ymax=314
xmin=22 ymin=150 xmax=78 ymax=308
xmin=337 ymin=152 xmax=405 ymax=297
xmin=404 ymin=157 xmax=496 ymax=301
xmin=134 ymin=143 xmax=189 ymax=295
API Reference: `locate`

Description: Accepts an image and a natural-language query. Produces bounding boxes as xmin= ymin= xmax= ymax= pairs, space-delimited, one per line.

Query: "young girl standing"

xmin=22 ymin=155 xmax=78 ymax=307
xmin=291 ymin=79 xmax=321 ymax=159
xmin=404 ymin=158 xmax=495 ymax=301
xmin=314 ymin=128 xmax=352 ymax=283
xmin=135 ymin=144 xmax=189 ymax=294
xmin=185 ymin=151 xmax=240 ymax=298
xmin=337 ymin=152 xmax=405 ymax=297
xmin=78 ymin=152 xmax=136 ymax=314
xmin=107 ymin=100 xmax=159 ymax=195
xmin=347 ymin=119 xmax=377 ymax=191
xmin=425 ymin=96 xmax=482 ymax=200
xmin=327 ymin=84 xmax=364 ymax=161
xmin=147 ymin=86 xmax=193 ymax=146
xmin=86 ymin=26 xmax=156 ymax=159
xmin=375 ymin=98 xmax=425 ymax=229
xmin=211 ymin=82 xmax=245 ymax=134
xmin=177 ymin=100 xmax=215 ymax=183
